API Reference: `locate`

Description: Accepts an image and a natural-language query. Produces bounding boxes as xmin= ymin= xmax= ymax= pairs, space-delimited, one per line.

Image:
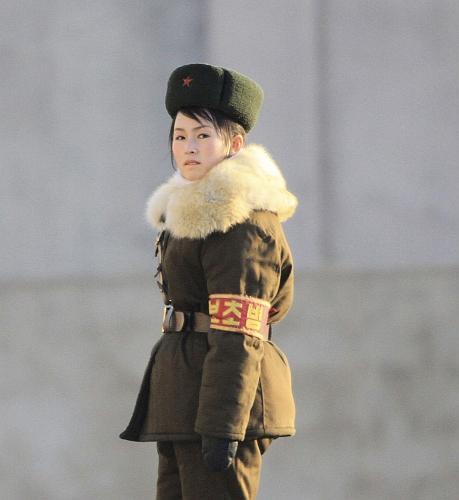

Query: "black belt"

xmin=161 ymin=304 xmax=273 ymax=340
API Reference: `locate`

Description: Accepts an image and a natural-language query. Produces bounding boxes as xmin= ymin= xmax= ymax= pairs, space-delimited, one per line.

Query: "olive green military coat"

xmin=120 ymin=144 xmax=298 ymax=442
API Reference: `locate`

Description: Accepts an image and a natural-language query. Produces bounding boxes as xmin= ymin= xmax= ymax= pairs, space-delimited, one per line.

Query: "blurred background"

xmin=1 ymin=1 xmax=458 ymax=499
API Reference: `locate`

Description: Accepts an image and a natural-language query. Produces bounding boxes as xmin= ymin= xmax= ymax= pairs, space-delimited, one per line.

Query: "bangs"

xmin=177 ymin=107 xmax=219 ymax=129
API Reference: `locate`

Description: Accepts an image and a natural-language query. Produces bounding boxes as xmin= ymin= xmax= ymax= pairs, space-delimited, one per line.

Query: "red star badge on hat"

xmin=182 ymin=75 xmax=193 ymax=87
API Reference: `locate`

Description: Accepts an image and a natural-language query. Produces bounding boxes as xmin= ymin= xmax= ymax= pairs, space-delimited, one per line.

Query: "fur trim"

xmin=145 ymin=144 xmax=298 ymax=239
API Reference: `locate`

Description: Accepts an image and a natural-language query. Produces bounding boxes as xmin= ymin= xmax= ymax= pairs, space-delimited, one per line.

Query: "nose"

xmin=185 ymin=137 xmax=198 ymax=154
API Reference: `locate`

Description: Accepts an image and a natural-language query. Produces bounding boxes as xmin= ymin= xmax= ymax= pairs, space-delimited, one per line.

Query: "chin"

xmin=184 ymin=167 xmax=207 ymax=181
xmin=181 ymin=162 xmax=216 ymax=181
xmin=187 ymin=169 xmax=200 ymax=179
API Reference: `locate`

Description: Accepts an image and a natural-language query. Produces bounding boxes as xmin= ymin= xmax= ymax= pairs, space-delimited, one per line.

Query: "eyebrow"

xmin=174 ymin=125 xmax=211 ymax=131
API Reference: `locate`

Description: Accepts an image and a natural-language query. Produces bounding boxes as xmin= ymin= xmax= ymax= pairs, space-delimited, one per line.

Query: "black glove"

xmin=201 ymin=435 xmax=238 ymax=472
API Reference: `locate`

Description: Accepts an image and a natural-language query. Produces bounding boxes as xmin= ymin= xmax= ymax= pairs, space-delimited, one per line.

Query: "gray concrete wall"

xmin=324 ymin=0 xmax=459 ymax=268
xmin=207 ymin=0 xmax=459 ymax=269
xmin=1 ymin=0 xmax=206 ymax=281
xmin=2 ymin=268 xmax=458 ymax=499
xmin=2 ymin=1 xmax=459 ymax=499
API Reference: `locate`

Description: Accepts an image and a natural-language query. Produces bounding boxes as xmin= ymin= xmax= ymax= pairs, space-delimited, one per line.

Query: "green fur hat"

xmin=165 ymin=63 xmax=264 ymax=132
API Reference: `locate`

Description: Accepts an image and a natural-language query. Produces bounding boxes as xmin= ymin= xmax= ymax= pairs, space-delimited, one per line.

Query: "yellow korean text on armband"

xmin=208 ymin=294 xmax=271 ymax=338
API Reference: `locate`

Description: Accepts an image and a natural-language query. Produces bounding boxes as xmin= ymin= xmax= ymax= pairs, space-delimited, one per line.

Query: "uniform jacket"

xmin=120 ymin=144 xmax=298 ymax=442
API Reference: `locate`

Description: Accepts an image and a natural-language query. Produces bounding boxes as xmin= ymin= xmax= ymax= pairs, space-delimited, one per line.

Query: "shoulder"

xmin=201 ymin=211 xmax=284 ymax=266
xmin=247 ymin=210 xmax=284 ymax=239
xmin=204 ymin=210 xmax=279 ymax=241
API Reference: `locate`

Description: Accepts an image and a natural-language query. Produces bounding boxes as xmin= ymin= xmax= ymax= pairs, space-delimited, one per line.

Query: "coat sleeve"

xmin=194 ymin=221 xmax=281 ymax=440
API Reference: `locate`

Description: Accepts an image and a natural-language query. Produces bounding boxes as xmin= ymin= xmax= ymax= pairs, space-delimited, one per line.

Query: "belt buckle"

xmin=162 ymin=304 xmax=175 ymax=332
xmin=162 ymin=305 xmax=187 ymax=333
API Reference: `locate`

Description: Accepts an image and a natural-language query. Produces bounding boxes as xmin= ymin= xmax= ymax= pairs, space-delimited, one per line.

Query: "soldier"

xmin=120 ymin=63 xmax=298 ymax=500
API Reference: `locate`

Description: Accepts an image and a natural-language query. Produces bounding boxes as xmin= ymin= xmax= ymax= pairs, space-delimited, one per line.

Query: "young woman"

xmin=120 ymin=63 xmax=298 ymax=500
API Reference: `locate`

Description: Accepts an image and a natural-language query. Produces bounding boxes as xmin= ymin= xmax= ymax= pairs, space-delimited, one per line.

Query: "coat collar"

xmin=145 ymin=144 xmax=298 ymax=239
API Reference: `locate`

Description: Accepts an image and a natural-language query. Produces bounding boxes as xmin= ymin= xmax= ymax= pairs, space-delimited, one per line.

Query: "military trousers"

xmin=155 ymin=438 xmax=272 ymax=500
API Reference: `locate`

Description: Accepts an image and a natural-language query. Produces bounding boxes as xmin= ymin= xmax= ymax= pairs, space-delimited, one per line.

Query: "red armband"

xmin=208 ymin=294 xmax=271 ymax=340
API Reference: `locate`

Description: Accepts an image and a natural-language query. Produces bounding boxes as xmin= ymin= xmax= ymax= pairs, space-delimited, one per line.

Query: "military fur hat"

xmin=165 ymin=63 xmax=264 ymax=132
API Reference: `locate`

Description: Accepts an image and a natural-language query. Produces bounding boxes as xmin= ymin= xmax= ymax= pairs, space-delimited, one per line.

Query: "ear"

xmin=230 ymin=134 xmax=244 ymax=155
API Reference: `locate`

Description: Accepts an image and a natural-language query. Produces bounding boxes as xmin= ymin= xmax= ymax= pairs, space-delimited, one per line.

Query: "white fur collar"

xmin=145 ymin=144 xmax=298 ymax=239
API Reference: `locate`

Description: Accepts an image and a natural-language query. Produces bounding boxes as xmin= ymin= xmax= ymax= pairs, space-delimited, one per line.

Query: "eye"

xmin=198 ymin=133 xmax=210 ymax=139
xmin=174 ymin=135 xmax=185 ymax=141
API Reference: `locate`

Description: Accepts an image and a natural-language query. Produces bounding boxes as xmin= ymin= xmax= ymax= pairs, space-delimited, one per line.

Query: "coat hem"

xmin=119 ymin=430 xmax=201 ymax=442
xmin=119 ymin=426 xmax=295 ymax=443
xmin=193 ymin=425 xmax=296 ymax=441
xmin=245 ymin=426 xmax=296 ymax=438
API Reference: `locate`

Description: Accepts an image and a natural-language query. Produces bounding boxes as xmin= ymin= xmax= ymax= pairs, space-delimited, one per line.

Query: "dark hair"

xmin=168 ymin=107 xmax=246 ymax=168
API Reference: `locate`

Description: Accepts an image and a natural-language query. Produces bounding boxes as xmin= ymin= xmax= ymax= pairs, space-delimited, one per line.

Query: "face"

xmin=172 ymin=112 xmax=232 ymax=181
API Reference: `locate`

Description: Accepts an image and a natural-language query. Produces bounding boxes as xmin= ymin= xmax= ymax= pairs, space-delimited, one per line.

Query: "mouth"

xmin=184 ymin=160 xmax=201 ymax=166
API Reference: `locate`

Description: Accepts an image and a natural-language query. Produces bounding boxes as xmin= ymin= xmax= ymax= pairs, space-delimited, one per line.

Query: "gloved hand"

xmin=201 ymin=435 xmax=238 ymax=472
